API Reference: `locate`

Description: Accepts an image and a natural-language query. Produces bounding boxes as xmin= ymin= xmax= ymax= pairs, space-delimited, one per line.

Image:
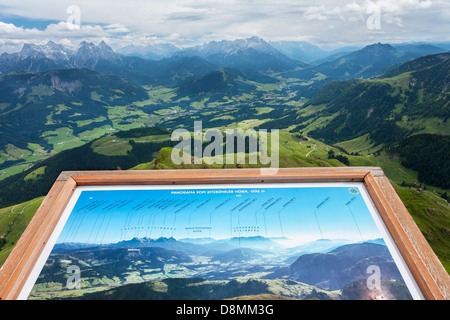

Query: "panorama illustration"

xmin=27 ymin=185 xmax=414 ymax=300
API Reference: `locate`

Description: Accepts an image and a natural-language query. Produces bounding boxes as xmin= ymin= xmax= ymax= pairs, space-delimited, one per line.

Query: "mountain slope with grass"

xmin=305 ymin=52 xmax=449 ymax=146
xmin=388 ymin=134 xmax=450 ymax=189
xmin=313 ymin=43 xmax=418 ymax=79
xmin=254 ymin=52 xmax=449 ymax=164
xmin=0 ymin=68 xmax=149 ymax=156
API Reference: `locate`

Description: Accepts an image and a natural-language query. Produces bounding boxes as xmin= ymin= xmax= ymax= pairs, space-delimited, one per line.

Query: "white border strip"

xmin=17 ymin=187 xmax=83 ymax=300
xmin=357 ymin=183 xmax=424 ymax=300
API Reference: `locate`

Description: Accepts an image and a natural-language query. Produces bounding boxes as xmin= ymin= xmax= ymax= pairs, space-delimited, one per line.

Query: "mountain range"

xmin=2 ymin=38 xmax=447 ymax=81
xmin=29 ymin=236 xmax=412 ymax=300
xmin=116 ymin=43 xmax=180 ymax=60
xmin=282 ymin=242 xmax=404 ymax=291
xmin=175 ymin=36 xmax=309 ymax=73
xmin=54 ymin=235 xmax=286 ymax=257
xmin=0 ymin=39 xmax=446 ymax=112
xmin=280 ymin=42 xmax=448 ymax=86
xmin=0 ymin=41 xmax=217 ymax=86
xmin=2 ymin=38 xmax=443 ymax=101
xmin=0 ymin=41 xmax=120 ymax=75
xmin=269 ymin=41 xmax=330 ymax=64
xmin=314 ymin=42 xmax=421 ymax=79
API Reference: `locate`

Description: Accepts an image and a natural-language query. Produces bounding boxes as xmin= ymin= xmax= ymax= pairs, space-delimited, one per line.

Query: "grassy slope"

xmin=394 ymin=186 xmax=450 ymax=272
xmin=131 ymin=131 xmax=345 ymax=170
xmin=0 ymin=197 xmax=45 ymax=264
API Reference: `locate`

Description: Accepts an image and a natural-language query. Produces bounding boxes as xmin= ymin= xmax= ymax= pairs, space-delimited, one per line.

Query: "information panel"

xmin=21 ymin=182 xmax=423 ymax=300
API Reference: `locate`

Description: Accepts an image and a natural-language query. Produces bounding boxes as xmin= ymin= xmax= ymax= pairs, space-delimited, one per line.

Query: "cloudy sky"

xmin=0 ymin=0 xmax=448 ymax=52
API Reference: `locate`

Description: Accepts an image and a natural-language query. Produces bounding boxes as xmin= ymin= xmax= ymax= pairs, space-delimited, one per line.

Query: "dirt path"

xmin=298 ymin=135 xmax=318 ymax=157
xmin=306 ymin=144 xmax=317 ymax=157
xmin=11 ymin=199 xmax=40 ymax=215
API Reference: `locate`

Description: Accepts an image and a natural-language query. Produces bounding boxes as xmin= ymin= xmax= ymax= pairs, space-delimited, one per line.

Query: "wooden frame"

xmin=0 ymin=167 xmax=449 ymax=300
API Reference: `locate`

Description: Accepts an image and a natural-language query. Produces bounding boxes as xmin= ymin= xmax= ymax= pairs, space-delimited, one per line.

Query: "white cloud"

xmin=304 ymin=6 xmax=330 ymax=21
xmin=300 ymin=0 xmax=433 ymax=24
xmin=0 ymin=0 xmax=447 ymax=50
xmin=0 ymin=20 xmax=130 ymax=52
xmin=0 ymin=20 xmax=111 ymax=41
xmin=0 ymin=21 xmax=41 ymax=38
xmin=104 ymin=24 xmax=129 ymax=33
